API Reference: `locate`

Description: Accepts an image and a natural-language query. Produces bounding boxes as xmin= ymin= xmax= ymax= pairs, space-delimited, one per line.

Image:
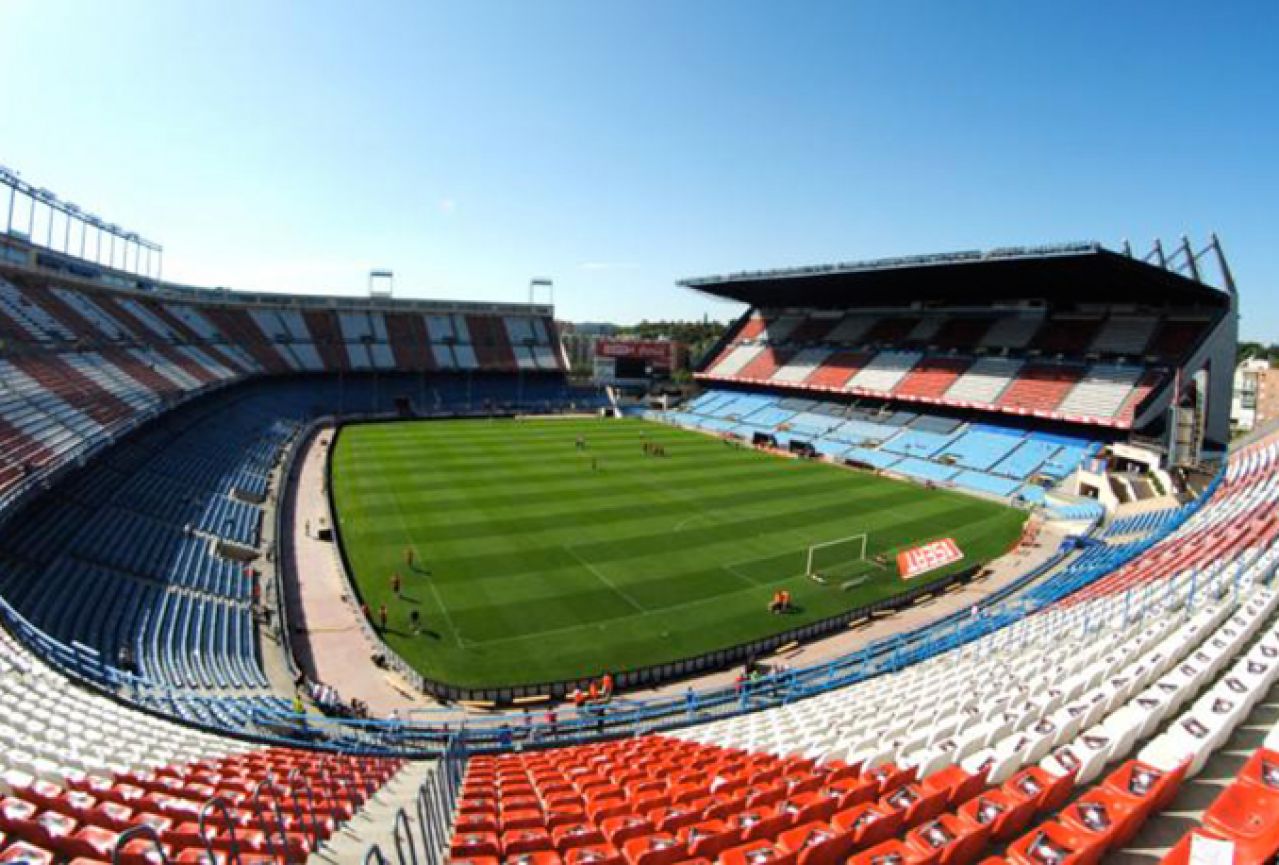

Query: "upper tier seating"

xmin=337 ymin=310 xmax=378 ymax=369
xmin=757 ymin=314 xmax=806 ymax=344
xmin=0 ymin=272 xmax=562 ymax=381
xmin=823 ymin=315 xmax=880 ymax=345
xmin=701 ymin=303 xmax=1210 ymax=429
xmin=929 ymin=317 xmax=995 ymax=350
xmin=737 ymin=348 xmax=794 ymax=381
xmin=771 ymin=349 xmax=834 ymax=384
xmin=784 ymin=316 xmax=837 ymax=345
xmin=847 ymin=351 xmax=922 ymax=393
xmin=1090 ymin=315 xmax=1157 ymax=356
xmin=894 ymin=357 xmax=971 ymax=400
xmin=1056 ymin=365 xmax=1143 ymax=420
xmin=1147 ymin=317 xmax=1210 ymax=360
xmin=979 ymin=315 xmax=1044 ymax=350
xmin=0 ymin=274 xmax=568 ymax=509
xmin=1034 ymin=316 xmax=1104 ymax=356
xmin=0 ymin=279 xmax=77 ymax=342
xmin=943 ymin=357 xmax=1023 ymax=405
xmin=708 ymin=344 xmax=766 ymax=378
xmin=803 ymin=352 xmax=872 ymax=389
xmin=995 ymin=365 xmax=1082 ymax=413
xmin=862 ymin=316 xmax=920 ymax=345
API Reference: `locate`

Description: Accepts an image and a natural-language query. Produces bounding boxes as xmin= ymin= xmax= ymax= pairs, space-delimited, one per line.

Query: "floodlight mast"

xmin=0 ymin=165 xmax=163 ymax=279
xmin=369 ymin=269 xmax=394 ymax=298
xmin=529 ymin=277 xmax=553 ymax=306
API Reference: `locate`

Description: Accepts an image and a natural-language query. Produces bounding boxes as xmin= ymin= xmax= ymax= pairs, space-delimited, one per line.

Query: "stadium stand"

xmin=658 ymin=389 xmax=1102 ymax=499
xmin=1055 ymin=364 xmax=1145 ymax=420
xmin=0 ymin=609 xmax=415 ymax=862
xmin=0 ymin=230 xmax=1254 ymax=862
xmin=895 ymin=356 xmax=971 ymax=400
xmin=847 ymin=351 xmax=922 ymax=393
xmin=689 ymin=243 xmax=1235 ymax=444
xmin=432 ymin=428 xmax=1279 ymax=865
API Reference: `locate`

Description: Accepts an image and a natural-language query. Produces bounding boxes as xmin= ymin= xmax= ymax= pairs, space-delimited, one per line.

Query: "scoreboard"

xmin=592 ymin=339 xmax=685 ymax=385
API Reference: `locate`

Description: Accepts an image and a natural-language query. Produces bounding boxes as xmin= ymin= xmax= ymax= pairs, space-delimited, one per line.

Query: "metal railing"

xmin=112 ymin=823 xmax=170 ymax=864
xmin=364 ymin=736 xmax=467 ymax=865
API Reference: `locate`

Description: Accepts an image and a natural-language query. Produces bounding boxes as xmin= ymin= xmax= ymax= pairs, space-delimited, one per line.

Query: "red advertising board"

xmin=594 ymin=339 xmax=672 ymax=362
xmin=897 ymin=538 xmax=964 ymax=580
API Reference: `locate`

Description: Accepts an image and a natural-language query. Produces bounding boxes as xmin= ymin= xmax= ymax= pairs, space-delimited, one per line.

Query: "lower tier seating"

xmin=0 ymin=625 xmax=405 ymax=864
xmin=0 ymin=373 xmax=593 ymax=735
xmin=664 ymin=390 xmax=1101 ymax=501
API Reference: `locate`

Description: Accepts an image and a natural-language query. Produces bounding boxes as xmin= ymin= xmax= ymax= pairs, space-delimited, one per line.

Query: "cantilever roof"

xmin=679 ymin=243 xmax=1230 ymax=309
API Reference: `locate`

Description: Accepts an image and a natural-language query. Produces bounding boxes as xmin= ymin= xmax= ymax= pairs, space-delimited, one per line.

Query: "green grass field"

xmin=330 ymin=417 xmax=1027 ymax=688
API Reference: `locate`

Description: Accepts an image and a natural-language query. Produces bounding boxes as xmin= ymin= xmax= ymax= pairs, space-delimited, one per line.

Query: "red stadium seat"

xmin=1201 ymin=780 xmax=1279 ymax=864
xmin=454 ymin=831 xmax=503 ymax=859
xmin=957 ymin=791 xmax=1036 ymax=845
xmin=506 ymin=852 xmax=564 ymax=865
xmin=849 ymin=838 xmax=939 ymax=865
xmin=622 ymin=832 xmax=688 ymax=865
xmin=717 ymin=838 xmax=796 ymax=865
xmin=0 ymin=842 xmax=55 ymax=865
xmin=920 ymin=766 xmax=986 ymax=809
xmin=1055 ymin=789 xmax=1142 ymax=855
xmin=729 ymin=808 xmax=789 ymax=846
xmin=554 ymin=825 xmax=607 ymax=853
xmin=1235 ymin=749 xmax=1279 ymax=793
xmin=777 ymin=821 xmax=854 ymax=865
xmin=1003 ymin=768 xmax=1075 ymax=815
xmin=602 ymin=816 xmax=656 ymax=847
xmin=678 ymin=820 xmax=740 ymax=861
xmin=783 ymin=791 xmax=840 ymax=826
xmin=906 ymin=813 xmax=992 ymax=865
xmin=650 ymin=807 xmax=704 ymax=835
xmin=459 ymin=814 xmax=502 ymax=835
xmin=565 ymin=845 xmax=624 ymax=865
xmin=881 ymin=784 xmax=948 ymax=829
xmin=830 ymin=803 xmax=904 ymax=850
xmin=505 ymin=810 xmax=549 ymax=832
xmin=504 ymin=829 xmax=556 ymax=857
xmin=1006 ymin=821 xmax=1103 ymax=865
xmin=1101 ymin=760 xmax=1186 ymax=814
xmin=864 ymin=765 xmax=913 ymax=798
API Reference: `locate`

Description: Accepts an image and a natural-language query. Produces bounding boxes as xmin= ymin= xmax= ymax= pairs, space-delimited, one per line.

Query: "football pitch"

xmin=329 ymin=417 xmax=1027 ymax=688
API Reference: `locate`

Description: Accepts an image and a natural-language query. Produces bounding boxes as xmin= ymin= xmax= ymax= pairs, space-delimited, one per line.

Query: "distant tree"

xmin=1239 ymin=341 xmax=1279 ymax=365
xmin=614 ymin=319 xmax=730 ymax=370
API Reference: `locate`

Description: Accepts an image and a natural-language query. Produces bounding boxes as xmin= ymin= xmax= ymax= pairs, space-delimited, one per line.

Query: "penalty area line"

xmin=562 ymin=544 xmax=647 ymax=614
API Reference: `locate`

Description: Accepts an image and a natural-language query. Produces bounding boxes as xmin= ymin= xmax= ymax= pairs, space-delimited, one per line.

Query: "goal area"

xmin=805 ymin=533 xmax=871 ymax=582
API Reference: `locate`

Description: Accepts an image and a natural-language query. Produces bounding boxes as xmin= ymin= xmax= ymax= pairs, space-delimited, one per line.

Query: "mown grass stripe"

xmin=331 ymin=417 xmax=1026 ymax=687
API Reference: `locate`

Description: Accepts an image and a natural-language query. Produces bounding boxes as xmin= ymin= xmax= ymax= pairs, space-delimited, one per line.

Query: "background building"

xmin=1232 ymin=357 xmax=1279 ymax=433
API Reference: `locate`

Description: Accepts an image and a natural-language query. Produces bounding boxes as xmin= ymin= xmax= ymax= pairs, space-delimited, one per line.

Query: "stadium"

xmin=0 ymin=152 xmax=1275 ymax=865
xmin=0 ymin=4 xmax=1276 ymax=859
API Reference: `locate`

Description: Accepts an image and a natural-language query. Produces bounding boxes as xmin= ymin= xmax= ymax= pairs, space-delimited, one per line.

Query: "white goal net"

xmin=805 ymin=533 xmax=870 ymax=581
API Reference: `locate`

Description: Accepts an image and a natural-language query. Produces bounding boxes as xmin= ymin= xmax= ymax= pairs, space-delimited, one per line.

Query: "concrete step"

xmin=308 ymin=759 xmax=439 ymax=864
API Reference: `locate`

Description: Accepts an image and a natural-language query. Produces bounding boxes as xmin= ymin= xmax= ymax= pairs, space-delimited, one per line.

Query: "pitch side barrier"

xmin=241 ymin=467 xmax=1222 ymax=754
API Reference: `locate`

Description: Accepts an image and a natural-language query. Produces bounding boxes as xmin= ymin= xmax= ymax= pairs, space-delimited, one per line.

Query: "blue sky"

xmin=1 ymin=1 xmax=1275 ymax=336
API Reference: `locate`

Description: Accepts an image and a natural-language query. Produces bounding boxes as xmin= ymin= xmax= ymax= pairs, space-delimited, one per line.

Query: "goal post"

xmin=805 ymin=533 xmax=869 ymax=580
